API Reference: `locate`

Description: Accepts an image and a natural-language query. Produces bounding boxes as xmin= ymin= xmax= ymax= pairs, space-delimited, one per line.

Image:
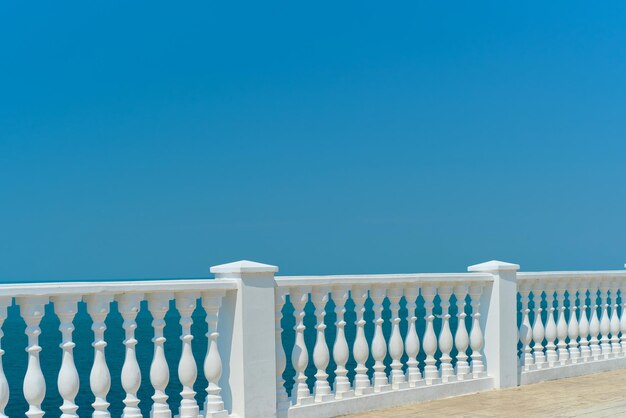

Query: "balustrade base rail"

xmin=520 ymin=355 xmax=626 ymax=386
xmin=283 ymin=377 xmax=494 ymax=418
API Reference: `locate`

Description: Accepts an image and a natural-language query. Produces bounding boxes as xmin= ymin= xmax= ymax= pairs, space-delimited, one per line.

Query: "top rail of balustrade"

xmin=275 ymin=272 xmax=494 ymax=288
xmin=517 ymin=270 xmax=626 ymax=283
xmin=0 ymin=278 xmax=238 ymax=298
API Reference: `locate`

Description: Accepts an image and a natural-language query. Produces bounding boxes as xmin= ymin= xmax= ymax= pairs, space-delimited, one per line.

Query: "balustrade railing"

xmin=517 ymin=271 xmax=626 ymax=385
xmin=1 ymin=261 xmax=626 ymax=417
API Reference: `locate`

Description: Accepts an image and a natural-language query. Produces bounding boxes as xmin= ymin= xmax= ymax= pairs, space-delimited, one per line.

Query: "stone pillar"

xmin=468 ymin=260 xmax=520 ymax=388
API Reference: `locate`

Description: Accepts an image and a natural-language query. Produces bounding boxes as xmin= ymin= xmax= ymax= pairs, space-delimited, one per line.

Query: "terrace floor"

xmin=343 ymin=368 xmax=626 ymax=417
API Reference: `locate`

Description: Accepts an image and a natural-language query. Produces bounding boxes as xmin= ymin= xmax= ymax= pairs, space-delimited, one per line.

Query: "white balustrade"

xmin=291 ymin=287 xmax=313 ymax=405
xmin=351 ymin=285 xmax=373 ymax=396
xmin=311 ymin=287 xmax=332 ymax=402
xmin=544 ymin=287 xmax=558 ymax=366
xmin=609 ymin=280 xmax=621 ymax=356
xmin=422 ymin=285 xmax=440 ymax=384
xmin=387 ymin=286 xmax=408 ymax=390
xmin=53 ymin=295 xmax=81 ymax=418
xmin=531 ymin=284 xmax=546 ymax=368
xmin=518 ymin=283 xmax=534 ymax=371
xmin=86 ymin=293 xmax=113 ymax=418
xmin=0 ymin=297 xmax=9 ymax=418
xmin=566 ymin=283 xmax=580 ymax=364
xmin=175 ymin=292 xmax=200 ymax=418
xmin=3 ymin=261 xmax=626 ymax=418
xmin=118 ymin=293 xmax=144 ymax=418
xmin=468 ymin=284 xmax=486 ymax=378
xmin=202 ymin=290 xmax=229 ymax=418
xmin=404 ymin=284 xmax=423 ymax=387
xmin=555 ymin=283 xmax=569 ymax=365
xmin=454 ymin=284 xmax=471 ymax=379
xmin=332 ymin=285 xmax=354 ymax=399
xmin=438 ymin=285 xmax=455 ymax=383
xmin=275 ymin=288 xmax=291 ymax=411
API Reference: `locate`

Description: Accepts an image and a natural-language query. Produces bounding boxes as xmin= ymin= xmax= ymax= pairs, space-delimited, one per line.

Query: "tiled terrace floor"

xmin=343 ymin=368 xmax=626 ymax=417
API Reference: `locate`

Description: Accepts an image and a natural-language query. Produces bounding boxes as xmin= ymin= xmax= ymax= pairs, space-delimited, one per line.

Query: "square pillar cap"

xmin=210 ymin=260 xmax=278 ymax=275
xmin=468 ymin=260 xmax=520 ymax=273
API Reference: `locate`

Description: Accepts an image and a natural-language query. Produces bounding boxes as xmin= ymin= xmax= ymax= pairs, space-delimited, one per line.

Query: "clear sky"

xmin=2 ymin=2 xmax=626 ymax=281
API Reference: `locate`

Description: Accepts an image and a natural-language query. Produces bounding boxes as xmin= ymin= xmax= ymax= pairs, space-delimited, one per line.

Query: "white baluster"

xmin=610 ymin=280 xmax=621 ymax=356
xmin=352 ymin=286 xmax=373 ymax=396
xmin=202 ymin=291 xmax=229 ymax=418
xmin=422 ymin=285 xmax=440 ymax=385
xmin=0 ymin=297 xmax=10 ymax=418
xmin=555 ymin=283 xmax=569 ymax=365
xmin=275 ymin=288 xmax=291 ymax=411
xmin=311 ymin=287 xmax=332 ymax=402
xmin=290 ymin=287 xmax=313 ymax=405
xmin=621 ymin=282 xmax=626 ymax=355
xmin=566 ymin=283 xmax=580 ymax=364
xmin=117 ymin=293 xmax=144 ymax=418
xmin=148 ymin=292 xmax=173 ymax=418
xmin=578 ymin=285 xmax=591 ymax=361
xmin=85 ymin=294 xmax=113 ymax=418
xmin=589 ymin=282 xmax=602 ymax=359
xmin=469 ymin=284 xmax=486 ymax=378
xmin=454 ymin=284 xmax=471 ymax=379
xmin=531 ymin=284 xmax=546 ymax=368
xmin=18 ymin=296 xmax=49 ymax=418
xmin=544 ymin=286 xmax=558 ymax=366
xmin=370 ymin=286 xmax=391 ymax=392
xmin=438 ymin=285 xmax=455 ymax=383
xmin=175 ymin=292 xmax=200 ymax=418
xmin=403 ymin=284 xmax=423 ymax=387
xmin=332 ymin=285 xmax=354 ymax=399
xmin=599 ymin=282 xmax=612 ymax=358
xmin=388 ymin=286 xmax=408 ymax=390
xmin=518 ymin=283 xmax=534 ymax=371
xmin=53 ymin=295 xmax=81 ymax=418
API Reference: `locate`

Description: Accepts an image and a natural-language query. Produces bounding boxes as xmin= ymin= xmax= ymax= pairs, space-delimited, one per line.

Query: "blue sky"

xmin=1 ymin=2 xmax=626 ymax=281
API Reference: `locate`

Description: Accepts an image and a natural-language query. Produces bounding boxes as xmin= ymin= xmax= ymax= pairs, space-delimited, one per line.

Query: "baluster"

xmin=438 ymin=285 xmax=455 ymax=383
xmin=599 ymin=282 xmax=612 ymax=358
xmin=117 ymin=293 xmax=144 ymax=418
xmin=311 ymin=287 xmax=332 ymax=402
xmin=531 ymin=285 xmax=546 ymax=368
xmin=332 ymin=285 xmax=354 ymax=399
xmin=53 ymin=295 xmax=81 ymax=418
xmin=175 ymin=292 xmax=200 ymax=418
xmin=589 ymin=282 xmax=601 ymax=359
xmin=610 ymin=280 xmax=621 ymax=356
xmin=621 ymin=282 xmax=626 ymax=355
xmin=388 ymin=286 xmax=408 ymax=390
xmin=85 ymin=294 xmax=113 ymax=418
xmin=370 ymin=286 xmax=391 ymax=392
xmin=275 ymin=288 xmax=291 ymax=411
xmin=454 ymin=284 xmax=471 ymax=379
xmin=578 ymin=286 xmax=591 ymax=361
xmin=555 ymin=283 xmax=569 ymax=365
xmin=422 ymin=285 xmax=440 ymax=385
xmin=566 ymin=283 xmax=580 ymax=364
xmin=544 ymin=286 xmax=558 ymax=366
xmin=352 ymin=286 xmax=373 ymax=396
xmin=147 ymin=292 xmax=173 ymax=418
xmin=18 ymin=296 xmax=49 ymax=418
xmin=468 ymin=284 xmax=486 ymax=378
xmin=0 ymin=297 xmax=9 ymax=418
xmin=518 ymin=283 xmax=534 ymax=371
xmin=290 ymin=287 xmax=313 ymax=405
xmin=403 ymin=284 xmax=423 ymax=387
xmin=202 ymin=291 xmax=229 ymax=418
